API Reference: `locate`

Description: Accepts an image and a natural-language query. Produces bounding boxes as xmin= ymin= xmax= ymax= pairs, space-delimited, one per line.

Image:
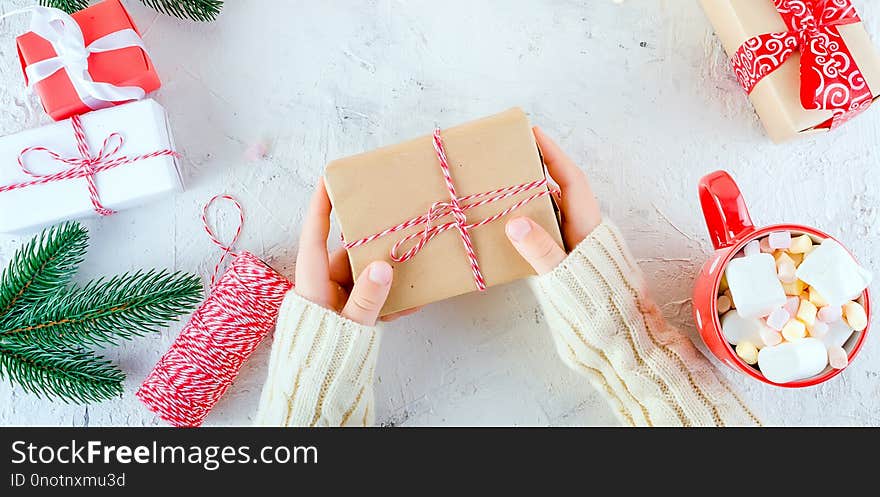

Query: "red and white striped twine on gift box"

xmin=344 ymin=128 xmax=558 ymax=291
xmin=0 ymin=114 xmax=178 ymax=216
xmin=137 ymin=195 xmax=293 ymax=427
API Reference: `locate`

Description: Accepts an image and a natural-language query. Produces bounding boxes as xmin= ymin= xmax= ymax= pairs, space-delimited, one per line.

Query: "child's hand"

xmin=296 ymin=180 xmax=416 ymax=325
xmin=505 ymin=127 xmax=602 ymax=275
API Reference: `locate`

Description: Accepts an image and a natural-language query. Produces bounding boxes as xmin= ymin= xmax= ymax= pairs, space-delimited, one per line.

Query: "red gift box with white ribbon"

xmin=14 ymin=0 xmax=160 ymax=121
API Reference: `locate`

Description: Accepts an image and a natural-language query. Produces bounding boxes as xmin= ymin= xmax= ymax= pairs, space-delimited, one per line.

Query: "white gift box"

xmin=0 ymin=99 xmax=182 ymax=233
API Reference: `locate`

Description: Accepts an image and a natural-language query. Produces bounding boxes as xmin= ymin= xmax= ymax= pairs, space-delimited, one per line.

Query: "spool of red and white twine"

xmin=137 ymin=195 xmax=293 ymax=427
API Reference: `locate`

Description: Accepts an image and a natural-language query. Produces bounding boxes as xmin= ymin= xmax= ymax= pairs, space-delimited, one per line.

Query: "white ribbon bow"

xmin=1 ymin=6 xmax=148 ymax=111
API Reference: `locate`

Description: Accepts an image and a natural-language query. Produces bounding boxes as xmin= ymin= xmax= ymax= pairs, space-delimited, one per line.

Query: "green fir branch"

xmin=0 ymin=222 xmax=202 ymax=404
xmin=39 ymin=0 xmax=90 ymax=14
xmin=139 ymin=0 xmax=223 ymax=21
xmin=0 ymin=222 xmax=87 ymax=325
xmin=0 ymin=339 xmax=124 ymax=404
xmin=39 ymin=0 xmax=223 ymax=21
xmin=2 ymin=269 xmax=202 ymax=349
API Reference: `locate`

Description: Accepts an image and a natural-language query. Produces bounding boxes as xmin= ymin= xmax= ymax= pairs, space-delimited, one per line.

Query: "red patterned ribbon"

xmin=731 ymin=0 xmax=874 ymax=129
xmin=344 ymin=128 xmax=557 ymax=292
xmin=0 ymin=114 xmax=178 ymax=216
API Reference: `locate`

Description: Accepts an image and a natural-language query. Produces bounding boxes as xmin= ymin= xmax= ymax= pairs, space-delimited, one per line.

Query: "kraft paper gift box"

xmin=325 ymin=108 xmax=563 ymax=316
xmin=0 ymin=99 xmax=181 ymax=233
xmin=701 ymin=0 xmax=880 ymax=143
xmin=16 ymin=0 xmax=161 ymax=121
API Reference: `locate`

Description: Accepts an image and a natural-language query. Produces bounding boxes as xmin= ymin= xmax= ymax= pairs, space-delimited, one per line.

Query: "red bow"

xmin=732 ymin=0 xmax=874 ymax=129
xmin=0 ymin=114 xmax=178 ymax=216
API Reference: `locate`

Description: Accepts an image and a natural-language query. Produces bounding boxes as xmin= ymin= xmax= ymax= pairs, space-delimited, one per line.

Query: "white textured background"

xmin=1 ymin=0 xmax=878 ymax=427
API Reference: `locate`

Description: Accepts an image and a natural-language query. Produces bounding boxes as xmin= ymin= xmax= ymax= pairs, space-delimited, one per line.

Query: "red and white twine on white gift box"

xmin=137 ymin=195 xmax=293 ymax=427
xmin=0 ymin=114 xmax=178 ymax=215
xmin=344 ymin=128 xmax=557 ymax=291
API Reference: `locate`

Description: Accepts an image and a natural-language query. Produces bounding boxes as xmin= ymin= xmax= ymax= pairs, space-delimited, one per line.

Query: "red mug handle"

xmin=699 ymin=171 xmax=755 ymax=250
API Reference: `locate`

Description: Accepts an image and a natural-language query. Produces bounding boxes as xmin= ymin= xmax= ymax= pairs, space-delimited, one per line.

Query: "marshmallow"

xmin=766 ymin=307 xmax=790 ymax=331
xmin=776 ymin=254 xmax=797 ymax=283
xmin=782 ymin=279 xmax=806 ymax=296
xmin=784 ymin=296 xmax=800 ymax=316
xmin=808 ymin=287 xmax=829 ymax=308
xmin=768 ymin=231 xmax=792 ymax=250
xmin=721 ymin=311 xmax=769 ymax=347
xmin=736 ymin=341 xmax=759 ymax=365
xmin=744 ymin=240 xmax=761 ymax=257
xmin=828 ymin=346 xmax=848 ymax=370
xmin=760 ymin=327 xmax=783 ymax=347
xmin=810 ymin=320 xmax=829 ymax=339
xmin=797 ymin=300 xmax=818 ymax=328
xmin=818 ymin=305 xmax=842 ymax=323
xmin=796 ymin=240 xmax=872 ymax=306
xmin=843 ymin=301 xmax=868 ymax=332
xmin=726 ymin=253 xmax=787 ymax=319
xmin=717 ymin=295 xmax=732 ymax=314
xmin=759 ymin=237 xmax=774 ymax=254
xmin=789 ymin=234 xmax=814 ymax=254
xmin=821 ymin=320 xmax=854 ymax=349
xmin=781 ymin=319 xmax=807 ymax=342
xmin=757 ymin=338 xmax=828 ymax=383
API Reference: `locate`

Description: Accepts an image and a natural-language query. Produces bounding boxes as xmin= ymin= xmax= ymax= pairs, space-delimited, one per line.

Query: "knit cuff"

xmin=541 ymin=221 xmax=643 ymax=295
xmin=531 ymin=221 xmax=760 ymax=427
xmin=255 ymin=291 xmax=380 ymax=427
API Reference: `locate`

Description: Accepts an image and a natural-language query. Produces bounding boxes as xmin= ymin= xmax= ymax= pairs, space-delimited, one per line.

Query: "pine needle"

xmin=0 ymin=220 xmax=203 ymax=404
xmin=0 ymin=339 xmax=124 ymax=404
xmin=0 ymin=222 xmax=87 ymax=325
xmin=40 ymin=0 xmax=223 ymax=22
xmin=39 ymin=0 xmax=90 ymax=14
xmin=139 ymin=0 xmax=223 ymax=22
xmin=2 ymin=270 xmax=203 ymax=349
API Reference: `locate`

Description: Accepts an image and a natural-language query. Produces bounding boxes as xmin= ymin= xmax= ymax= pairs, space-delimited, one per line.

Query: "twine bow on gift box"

xmin=0 ymin=114 xmax=178 ymax=216
xmin=344 ymin=129 xmax=557 ymax=291
xmin=732 ymin=0 xmax=875 ymax=129
xmin=1 ymin=6 xmax=149 ymax=111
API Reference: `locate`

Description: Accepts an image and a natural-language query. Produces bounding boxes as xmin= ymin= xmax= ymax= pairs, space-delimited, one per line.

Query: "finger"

xmin=533 ymin=126 xmax=586 ymax=192
xmin=329 ymin=248 xmax=354 ymax=288
xmin=533 ymin=127 xmax=602 ymax=244
xmin=505 ymin=217 xmax=567 ymax=275
xmin=341 ymin=261 xmax=394 ymax=326
xmin=379 ymin=306 xmax=423 ymax=322
xmin=295 ymin=180 xmax=332 ymax=302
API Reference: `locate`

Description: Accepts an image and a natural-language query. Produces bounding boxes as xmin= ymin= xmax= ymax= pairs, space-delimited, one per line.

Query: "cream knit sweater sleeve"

xmin=255 ymin=221 xmax=759 ymax=427
xmin=531 ymin=221 xmax=760 ymax=427
xmin=254 ymin=291 xmax=380 ymax=427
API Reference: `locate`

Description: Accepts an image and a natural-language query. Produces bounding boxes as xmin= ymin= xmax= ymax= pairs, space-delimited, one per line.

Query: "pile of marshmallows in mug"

xmin=719 ymin=231 xmax=872 ymax=384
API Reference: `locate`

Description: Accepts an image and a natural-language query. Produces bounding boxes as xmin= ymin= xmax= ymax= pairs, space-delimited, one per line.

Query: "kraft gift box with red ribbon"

xmin=15 ymin=0 xmax=160 ymax=122
xmin=0 ymin=98 xmax=181 ymax=233
xmin=325 ymin=108 xmax=563 ymax=316
xmin=701 ymin=0 xmax=880 ymax=142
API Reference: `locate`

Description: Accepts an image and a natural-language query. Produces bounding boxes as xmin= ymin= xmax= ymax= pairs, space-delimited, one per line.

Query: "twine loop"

xmin=201 ymin=194 xmax=245 ymax=288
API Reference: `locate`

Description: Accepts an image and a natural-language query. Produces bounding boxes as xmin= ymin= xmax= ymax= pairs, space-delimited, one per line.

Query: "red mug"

xmin=693 ymin=170 xmax=871 ymax=387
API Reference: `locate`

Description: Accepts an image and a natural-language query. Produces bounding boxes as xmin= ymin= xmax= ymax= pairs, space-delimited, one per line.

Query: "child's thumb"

xmin=342 ymin=261 xmax=393 ymax=325
xmin=505 ymin=217 xmax=567 ymax=275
